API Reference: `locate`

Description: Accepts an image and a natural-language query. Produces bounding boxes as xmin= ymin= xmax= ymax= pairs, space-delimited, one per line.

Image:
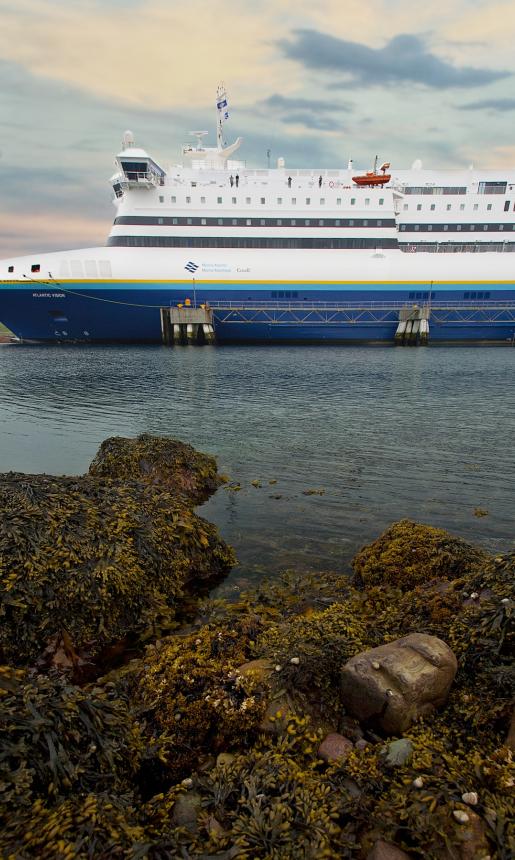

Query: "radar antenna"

xmin=189 ymin=131 xmax=209 ymax=151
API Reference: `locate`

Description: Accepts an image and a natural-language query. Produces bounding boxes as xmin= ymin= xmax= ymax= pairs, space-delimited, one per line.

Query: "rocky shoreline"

xmin=0 ymin=435 xmax=513 ymax=859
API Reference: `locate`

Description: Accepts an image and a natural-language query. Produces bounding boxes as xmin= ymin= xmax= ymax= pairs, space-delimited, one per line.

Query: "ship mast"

xmin=216 ymin=83 xmax=229 ymax=150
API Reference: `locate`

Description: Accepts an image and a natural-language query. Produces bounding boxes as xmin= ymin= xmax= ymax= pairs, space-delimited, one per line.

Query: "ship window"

xmin=483 ymin=224 xmax=488 ymax=231
xmin=277 ymin=219 xmax=282 ymax=225
xmin=305 ymin=219 xmax=310 ymax=226
xmin=246 ymin=197 xmax=251 ymax=204
xmin=337 ymin=198 xmax=342 ymax=205
xmin=473 ymin=204 xmax=478 ymax=210
xmin=335 ymin=219 xmax=341 ymax=226
xmin=470 ymin=292 xmax=477 ymax=299
xmin=8 ymin=265 xmax=14 ymax=273
xmin=172 ymin=218 xmax=177 ymax=225
xmin=187 ymin=218 xmax=192 ymax=225
xmin=400 ymin=225 xmax=406 ymax=231
xmin=291 ymin=219 xmax=296 ymax=225
xmin=159 ymin=196 xmax=164 ymax=203
xmin=277 ymin=197 xmax=282 ymax=204
xmin=291 ymin=197 xmax=296 ymax=204
xmin=186 ymin=196 xmax=191 ymax=203
xmin=31 ymin=264 xmax=40 ymax=273
xmin=246 ymin=219 xmax=251 ymax=225
xmin=217 ymin=197 xmax=222 ymax=204
xmin=363 ymin=220 xmax=368 ymax=226
xmin=403 ymin=204 xmax=408 ymax=211
xmin=487 ymin=203 xmax=492 ymax=210
xmin=446 ymin=204 xmax=452 ymax=211
xmin=271 ymin=291 xmax=277 ymax=298
xmin=320 ymin=198 xmax=325 ymax=205
xmin=443 ymin=225 xmax=448 ymax=231
xmin=457 ymin=225 xmax=462 ymax=231
xmin=171 ymin=196 xmax=176 ymax=203
xmin=351 ymin=198 xmax=356 ymax=205
xmin=464 ymin=292 xmax=470 ymax=299
xmin=232 ymin=218 xmax=237 ymax=225
xmin=430 ymin=204 xmax=435 ymax=211
xmin=414 ymin=225 xmax=419 ymax=231
xmin=499 ymin=224 xmax=504 ymax=230
xmin=318 ymin=219 xmax=323 ymax=226
xmin=470 ymin=224 xmax=475 ymax=230
xmin=218 ymin=218 xmax=223 ymax=225
xmin=201 ymin=218 xmax=206 ymax=225
xmin=377 ymin=220 xmax=382 ymax=226
xmin=504 ymin=200 xmax=510 ymax=211
xmin=460 ymin=204 xmax=465 ymax=211
xmin=232 ymin=197 xmax=236 ymax=204
xmin=260 ymin=219 xmax=265 ymax=225
xmin=417 ymin=204 xmax=422 ymax=211
xmin=409 ymin=292 xmax=415 ymax=299
xmin=484 ymin=291 xmax=490 ymax=298
xmin=306 ymin=198 xmax=311 ymax=204
xmin=428 ymin=225 xmax=432 ymax=231
xmin=158 ymin=217 xmax=163 ymax=225
xmin=260 ymin=198 xmax=265 ymax=204
xmin=365 ymin=198 xmax=370 ymax=206
xmin=379 ymin=198 xmax=384 ymax=205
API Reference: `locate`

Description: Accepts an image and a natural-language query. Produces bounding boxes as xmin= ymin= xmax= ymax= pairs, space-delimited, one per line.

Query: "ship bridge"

xmin=111 ymin=131 xmax=166 ymax=197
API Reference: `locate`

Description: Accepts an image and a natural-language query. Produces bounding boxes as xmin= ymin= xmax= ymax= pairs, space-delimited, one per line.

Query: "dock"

xmin=160 ymin=305 xmax=215 ymax=345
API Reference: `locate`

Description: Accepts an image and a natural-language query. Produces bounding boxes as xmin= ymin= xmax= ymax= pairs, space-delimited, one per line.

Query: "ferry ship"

xmin=1 ymin=88 xmax=515 ymax=344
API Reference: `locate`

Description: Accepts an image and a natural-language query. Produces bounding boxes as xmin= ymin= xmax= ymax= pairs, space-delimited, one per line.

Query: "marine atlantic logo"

xmin=184 ymin=261 xmax=199 ymax=274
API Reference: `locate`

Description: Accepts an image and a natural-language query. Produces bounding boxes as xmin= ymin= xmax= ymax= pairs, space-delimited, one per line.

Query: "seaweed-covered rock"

xmin=340 ymin=634 xmax=458 ymax=735
xmin=89 ymin=432 xmax=221 ymax=505
xmin=0 ymin=666 xmax=143 ymax=811
xmin=132 ymin=621 xmax=270 ymax=783
xmin=353 ymin=520 xmax=486 ymax=591
xmin=0 ymin=436 xmax=234 ymax=666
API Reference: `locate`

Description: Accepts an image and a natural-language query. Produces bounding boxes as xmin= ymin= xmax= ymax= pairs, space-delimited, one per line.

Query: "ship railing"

xmin=119 ymin=171 xmax=163 ymax=188
xmin=206 ymin=299 xmax=514 ymax=310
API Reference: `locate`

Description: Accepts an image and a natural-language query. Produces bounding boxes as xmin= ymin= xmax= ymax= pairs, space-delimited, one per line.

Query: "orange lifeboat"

xmin=352 ymin=158 xmax=391 ymax=187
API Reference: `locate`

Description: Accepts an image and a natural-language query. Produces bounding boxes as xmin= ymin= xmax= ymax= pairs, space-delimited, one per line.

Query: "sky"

xmin=2 ymin=0 xmax=515 ymax=256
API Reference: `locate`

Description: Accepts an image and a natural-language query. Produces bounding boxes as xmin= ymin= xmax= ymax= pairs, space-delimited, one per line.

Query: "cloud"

xmin=458 ymin=98 xmax=515 ymax=111
xmin=279 ymin=30 xmax=511 ymax=88
xmin=258 ymin=93 xmax=349 ymax=131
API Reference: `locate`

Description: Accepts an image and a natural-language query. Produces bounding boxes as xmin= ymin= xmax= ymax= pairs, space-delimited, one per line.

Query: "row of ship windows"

xmin=114 ymin=216 xmax=395 ymax=228
xmin=399 ymin=242 xmax=515 ymax=252
xmin=403 ymin=201 xmax=514 ymax=212
xmin=407 ymin=290 xmax=490 ymax=299
xmin=402 ymin=182 xmax=508 ymax=195
xmin=400 ymin=223 xmax=515 ymax=232
xmin=107 ymin=236 xmax=399 ymax=249
xmin=157 ymin=195 xmax=386 ymax=207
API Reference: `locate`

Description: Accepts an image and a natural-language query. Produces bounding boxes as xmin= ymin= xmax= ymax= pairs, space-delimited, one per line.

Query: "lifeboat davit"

xmin=352 ymin=159 xmax=391 ymax=187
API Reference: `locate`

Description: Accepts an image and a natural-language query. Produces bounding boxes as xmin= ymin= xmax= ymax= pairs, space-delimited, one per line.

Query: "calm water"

xmin=0 ymin=344 xmax=513 ymax=592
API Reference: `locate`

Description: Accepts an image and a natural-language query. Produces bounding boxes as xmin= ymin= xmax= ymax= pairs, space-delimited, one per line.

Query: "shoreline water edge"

xmin=0 ymin=435 xmax=513 ymax=859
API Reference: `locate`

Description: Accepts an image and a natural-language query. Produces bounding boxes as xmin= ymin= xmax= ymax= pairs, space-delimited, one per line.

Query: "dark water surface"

xmin=0 ymin=344 xmax=513 ymax=592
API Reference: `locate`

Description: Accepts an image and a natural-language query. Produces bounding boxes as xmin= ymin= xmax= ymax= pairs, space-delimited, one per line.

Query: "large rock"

xmin=0 ymin=436 xmax=234 ymax=666
xmin=367 ymin=840 xmax=411 ymax=860
xmin=352 ymin=520 xmax=486 ymax=591
xmin=340 ymin=633 xmax=457 ymax=735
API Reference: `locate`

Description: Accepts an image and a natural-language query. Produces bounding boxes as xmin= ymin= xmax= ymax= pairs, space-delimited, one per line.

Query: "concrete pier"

xmin=160 ymin=306 xmax=215 ymax=345
xmin=395 ymin=305 xmax=430 ymax=346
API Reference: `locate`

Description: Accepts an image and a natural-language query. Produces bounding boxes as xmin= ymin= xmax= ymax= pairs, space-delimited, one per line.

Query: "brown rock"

xmin=340 ymin=633 xmax=457 ymax=735
xmin=367 ymin=839 xmax=411 ymax=860
xmin=235 ymin=658 xmax=274 ymax=681
xmin=171 ymin=791 xmax=202 ymax=828
xmin=318 ymin=732 xmax=354 ymax=763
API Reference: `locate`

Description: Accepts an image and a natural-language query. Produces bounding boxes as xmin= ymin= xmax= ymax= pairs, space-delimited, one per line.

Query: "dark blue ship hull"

xmin=1 ymin=281 xmax=515 ymax=343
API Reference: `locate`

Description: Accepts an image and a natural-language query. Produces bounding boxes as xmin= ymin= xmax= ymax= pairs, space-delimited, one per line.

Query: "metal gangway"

xmin=205 ymin=299 xmax=515 ymax=344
